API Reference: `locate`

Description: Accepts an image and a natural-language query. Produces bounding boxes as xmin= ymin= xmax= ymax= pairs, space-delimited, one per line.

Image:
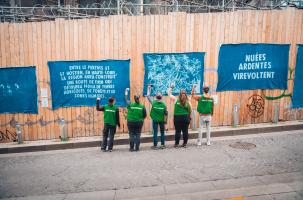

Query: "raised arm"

xmin=142 ymin=106 xmax=147 ymax=119
xmin=146 ymin=85 xmax=153 ymax=104
xmin=211 ymin=97 xmax=214 ymax=116
xmin=96 ymin=98 xmax=105 ymax=111
xmin=167 ymin=87 xmax=177 ymax=102
xmin=124 ymin=88 xmax=131 ymax=106
xmin=191 ymin=85 xmax=201 ymax=101
xmin=116 ymin=108 xmax=121 ymax=127
xmin=188 ymin=101 xmax=192 ymax=116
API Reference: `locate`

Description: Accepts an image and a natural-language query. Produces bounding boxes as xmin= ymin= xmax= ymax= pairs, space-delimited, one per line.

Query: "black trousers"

xmin=101 ymin=124 xmax=117 ymax=150
xmin=127 ymin=121 xmax=143 ymax=151
xmin=174 ymin=115 xmax=190 ymax=145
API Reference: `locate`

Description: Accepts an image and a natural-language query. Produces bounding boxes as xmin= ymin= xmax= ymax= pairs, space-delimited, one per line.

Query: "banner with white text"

xmin=292 ymin=45 xmax=303 ymax=108
xmin=216 ymin=44 xmax=290 ymax=91
xmin=0 ymin=66 xmax=38 ymax=114
xmin=48 ymin=60 xmax=130 ymax=109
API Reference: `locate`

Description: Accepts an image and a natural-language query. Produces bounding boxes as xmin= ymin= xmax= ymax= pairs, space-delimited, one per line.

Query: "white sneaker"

xmin=206 ymin=142 xmax=211 ymax=146
xmin=197 ymin=140 xmax=202 ymax=146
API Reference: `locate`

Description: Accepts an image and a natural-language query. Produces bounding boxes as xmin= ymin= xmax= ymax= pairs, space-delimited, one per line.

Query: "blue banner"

xmin=216 ymin=44 xmax=290 ymax=91
xmin=0 ymin=67 xmax=38 ymax=114
xmin=292 ymin=45 xmax=303 ymax=108
xmin=143 ymin=52 xmax=205 ymax=95
xmin=48 ymin=60 xmax=130 ymax=109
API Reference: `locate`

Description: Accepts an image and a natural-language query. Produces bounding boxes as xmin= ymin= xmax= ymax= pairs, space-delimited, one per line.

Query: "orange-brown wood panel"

xmin=1 ymin=9 xmax=303 ymax=141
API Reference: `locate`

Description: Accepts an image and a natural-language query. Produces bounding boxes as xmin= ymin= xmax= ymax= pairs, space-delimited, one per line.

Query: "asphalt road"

xmin=1 ymin=130 xmax=303 ymax=200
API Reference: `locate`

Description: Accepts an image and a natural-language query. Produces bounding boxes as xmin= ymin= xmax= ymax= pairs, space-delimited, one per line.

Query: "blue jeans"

xmin=101 ymin=124 xmax=116 ymax=150
xmin=128 ymin=122 xmax=143 ymax=151
xmin=152 ymin=121 xmax=165 ymax=146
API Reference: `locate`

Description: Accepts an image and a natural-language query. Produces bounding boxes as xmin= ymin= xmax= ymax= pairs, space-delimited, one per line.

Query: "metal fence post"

xmin=191 ymin=108 xmax=197 ymax=131
xmin=59 ymin=118 xmax=68 ymax=141
xmin=273 ymin=103 xmax=280 ymax=123
xmin=233 ymin=104 xmax=239 ymax=127
xmin=16 ymin=123 xmax=22 ymax=144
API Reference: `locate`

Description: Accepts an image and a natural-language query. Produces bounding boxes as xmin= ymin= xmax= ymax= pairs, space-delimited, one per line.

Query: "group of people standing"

xmin=96 ymin=84 xmax=214 ymax=152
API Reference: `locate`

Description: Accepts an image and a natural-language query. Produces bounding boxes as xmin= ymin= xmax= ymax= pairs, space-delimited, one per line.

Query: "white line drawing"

xmin=144 ymin=53 xmax=203 ymax=95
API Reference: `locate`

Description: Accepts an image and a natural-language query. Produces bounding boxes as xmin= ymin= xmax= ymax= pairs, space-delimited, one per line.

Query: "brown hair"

xmin=178 ymin=89 xmax=188 ymax=107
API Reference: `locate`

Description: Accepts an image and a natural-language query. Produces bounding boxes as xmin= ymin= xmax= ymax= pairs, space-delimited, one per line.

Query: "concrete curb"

xmin=0 ymin=123 xmax=302 ymax=154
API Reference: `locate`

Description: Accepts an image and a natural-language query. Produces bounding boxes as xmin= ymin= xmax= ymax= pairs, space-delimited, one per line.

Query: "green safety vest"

xmin=104 ymin=105 xmax=117 ymax=126
xmin=174 ymin=99 xmax=190 ymax=116
xmin=127 ymin=102 xmax=145 ymax=122
xmin=150 ymin=100 xmax=166 ymax=122
xmin=197 ymin=95 xmax=213 ymax=114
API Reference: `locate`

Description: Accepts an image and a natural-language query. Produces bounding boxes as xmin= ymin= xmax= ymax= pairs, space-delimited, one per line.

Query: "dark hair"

xmin=108 ymin=97 xmax=115 ymax=103
xmin=134 ymin=95 xmax=140 ymax=102
xmin=156 ymin=92 xmax=162 ymax=100
xmin=203 ymin=86 xmax=209 ymax=94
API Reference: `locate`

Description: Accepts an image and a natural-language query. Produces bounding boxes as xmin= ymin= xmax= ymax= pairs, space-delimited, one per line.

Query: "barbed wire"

xmin=0 ymin=0 xmax=302 ymax=23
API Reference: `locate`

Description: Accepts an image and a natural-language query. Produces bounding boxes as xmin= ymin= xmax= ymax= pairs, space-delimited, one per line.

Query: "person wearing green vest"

xmin=125 ymin=88 xmax=147 ymax=152
xmin=168 ymin=86 xmax=191 ymax=148
xmin=147 ymin=85 xmax=168 ymax=149
xmin=191 ymin=85 xmax=214 ymax=146
xmin=96 ymin=97 xmax=120 ymax=152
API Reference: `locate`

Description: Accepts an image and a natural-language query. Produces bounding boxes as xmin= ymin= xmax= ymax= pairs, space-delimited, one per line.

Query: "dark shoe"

xmin=182 ymin=144 xmax=187 ymax=148
xmin=174 ymin=144 xmax=179 ymax=148
xmin=129 ymin=149 xmax=134 ymax=152
xmin=108 ymin=149 xmax=113 ymax=152
xmin=135 ymin=148 xmax=139 ymax=151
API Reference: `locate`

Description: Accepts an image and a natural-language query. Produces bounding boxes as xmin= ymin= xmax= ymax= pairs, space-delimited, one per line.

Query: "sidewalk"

xmin=3 ymin=171 xmax=302 ymax=200
xmin=1 ymin=120 xmax=303 ymax=154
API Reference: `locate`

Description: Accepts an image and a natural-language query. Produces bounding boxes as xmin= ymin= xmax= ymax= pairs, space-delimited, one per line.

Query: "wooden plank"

xmin=29 ymin=22 xmax=38 ymax=140
xmin=36 ymin=22 xmax=44 ymax=140
xmin=261 ymin=11 xmax=269 ymax=123
xmin=40 ymin=21 xmax=48 ymax=140
xmin=62 ymin=19 xmax=73 ymax=139
xmin=55 ymin=19 xmax=64 ymax=138
xmin=91 ymin=18 xmax=98 ymax=60
xmin=6 ymin=23 xmax=15 ymax=140
xmin=69 ymin=19 xmax=77 ymax=138
xmin=25 ymin=22 xmax=36 ymax=141
xmin=0 ymin=23 xmax=7 ymax=66
xmin=0 ymin=23 xmax=6 ymax=140
xmin=120 ymin=15 xmax=131 ymax=133
xmin=218 ymin=13 xmax=229 ymax=126
xmin=266 ymin=11 xmax=277 ymax=123
xmin=94 ymin=17 xmax=104 ymax=135
xmin=49 ymin=20 xmax=56 ymax=139
xmin=67 ymin=19 xmax=76 ymax=138
xmin=231 ymin=10 xmax=241 ymax=126
xmin=42 ymin=21 xmax=52 ymax=139
xmin=243 ymin=11 xmax=251 ymax=125
xmin=277 ymin=10 xmax=287 ymax=122
xmin=0 ymin=22 xmax=10 ymax=133
xmin=79 ymin=19 xmax=86 ymax=137
xmin=255 ymin=11 xmax=264 ymax=124
xmin=14 ymin=22 xmax=26 ymax=140
xmin=236 ymin=11 xmax=244 ymax=125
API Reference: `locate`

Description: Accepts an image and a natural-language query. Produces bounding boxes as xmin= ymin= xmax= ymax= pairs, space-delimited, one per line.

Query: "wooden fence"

xmin=0 ymin=8 xmax=303 ymax=142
